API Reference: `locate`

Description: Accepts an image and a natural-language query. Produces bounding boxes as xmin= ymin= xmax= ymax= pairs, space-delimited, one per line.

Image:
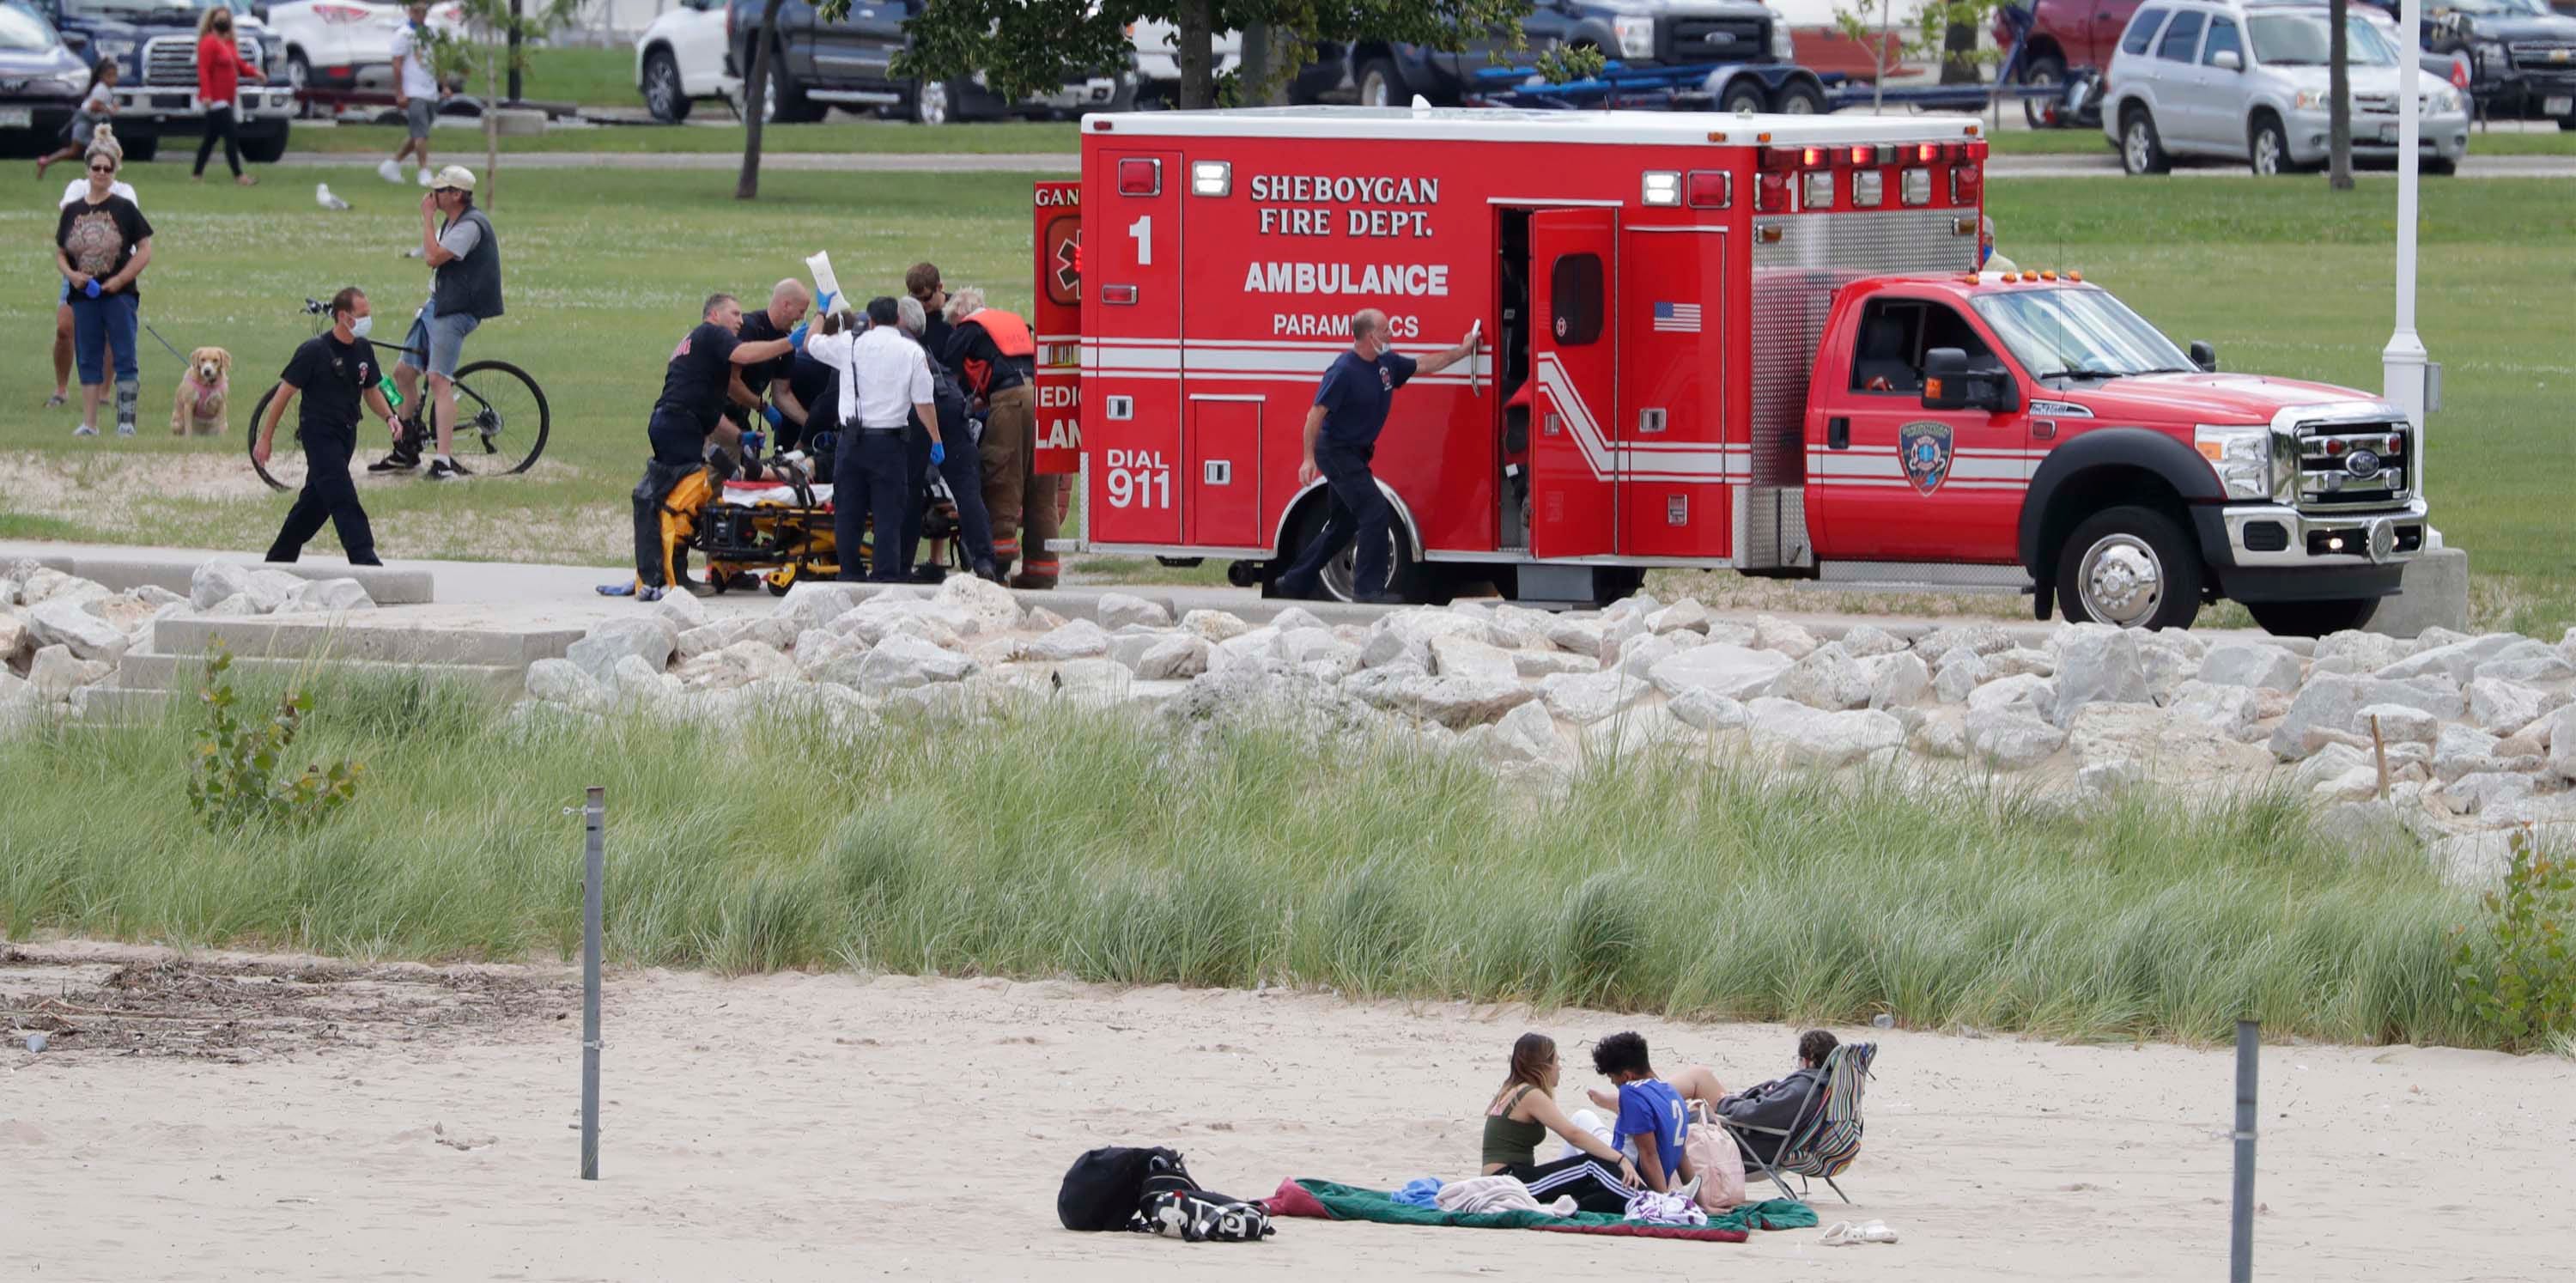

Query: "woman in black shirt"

xmin=54 ymin=141 xmax=153 ymax=437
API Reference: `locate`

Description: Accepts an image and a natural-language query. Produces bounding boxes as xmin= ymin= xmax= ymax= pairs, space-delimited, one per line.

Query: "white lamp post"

xmin=2381 ymin=0 xmax=2431 ymax=494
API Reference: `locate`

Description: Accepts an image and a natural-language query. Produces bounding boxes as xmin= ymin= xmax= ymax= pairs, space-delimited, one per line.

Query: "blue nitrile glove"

xmin=930 ymin=441 xmax=946 ymax=466
xmin=84 ymin=279 xmax=100 ymax=298
xmin=787 ymin=321 xmax=810 ymax=351
xmin=762 ymin=404 xmax=785 ymax=429
xmin=742 ymin=428 xmax=766 ymax=458
xmin=818 ymin=290 xmax=837 ymax=313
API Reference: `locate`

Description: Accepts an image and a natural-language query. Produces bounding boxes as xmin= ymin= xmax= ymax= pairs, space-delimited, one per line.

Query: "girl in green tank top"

xmin=1481 ymin=1031 xmax=1643 ymax=1197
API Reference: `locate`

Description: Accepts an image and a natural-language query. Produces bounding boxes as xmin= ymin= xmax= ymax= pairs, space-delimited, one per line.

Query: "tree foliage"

xmin=423 ymin=0 xmax=580 ymax=210
xmin=885 ymin=0 xmax=1571 ymax=109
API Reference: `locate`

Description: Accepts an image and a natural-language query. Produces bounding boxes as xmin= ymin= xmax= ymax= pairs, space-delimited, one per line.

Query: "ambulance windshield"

xmin=1970 ymin=289 xmax=2196 ymax=382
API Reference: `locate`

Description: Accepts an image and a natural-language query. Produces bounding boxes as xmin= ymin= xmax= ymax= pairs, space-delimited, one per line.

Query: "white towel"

xmin=1434 ymin=1175 xmax=1578 ymax=1217
xmin=1622 ymin=1189 xmax=1708 ymax=1226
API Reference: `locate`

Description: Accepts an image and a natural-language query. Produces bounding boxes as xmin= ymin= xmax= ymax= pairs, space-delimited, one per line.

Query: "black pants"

xmin=833 ymin=428 xmax=910 ymax=582
xmin=631 ymin=418 xmax=703 ymax=589
xmin=902 ymin=421 xmax=997 ymax=576
xmin=265 ymin=429 xmax=380 ymax=565
xmin=1276 ymin=440 xmax=1390 ymax=599
xmin=1499 ymin=1153 xmax=1641 ymax=1216
xmin=194 ymin=103 xmax=242 ymax=179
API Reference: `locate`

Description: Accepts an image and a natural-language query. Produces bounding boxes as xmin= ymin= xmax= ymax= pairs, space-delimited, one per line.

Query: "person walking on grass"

xmin=54 ymin=137 xmax=151 ymax=439
xmin=1478 ymin=1032 xmax=1650 ymax=1215
xmin=374 ymin=166 xmax=501 ymax=481
xmin=46 ymin=124 xmax=138 ymax=411
xmin=192 ymin=6 xmax=256 ymax=186
xmin=34 ymin=56 xmax=117 ymax=182
xmin=255 ymin=287 xmax=398 ymax=567
xmin=378 ymin=1 xmax=441 ymax=188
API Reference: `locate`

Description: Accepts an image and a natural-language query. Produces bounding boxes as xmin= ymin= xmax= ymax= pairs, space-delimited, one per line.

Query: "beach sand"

xmin=5 ymin=939 xmax=2570 ymax=1281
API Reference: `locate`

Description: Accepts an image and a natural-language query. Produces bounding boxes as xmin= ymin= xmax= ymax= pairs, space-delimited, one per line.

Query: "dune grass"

xmin=0 ymin=666 xmax=2494 ymax=1049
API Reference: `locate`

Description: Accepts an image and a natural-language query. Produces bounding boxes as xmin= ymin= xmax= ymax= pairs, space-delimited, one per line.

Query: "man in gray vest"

xmin=375 ymin=164 xmax=502 ymax=482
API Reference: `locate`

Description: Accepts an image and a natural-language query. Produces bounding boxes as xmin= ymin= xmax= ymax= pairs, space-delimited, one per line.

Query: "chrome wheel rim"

xmin=2024 ymin=69 xmax=2059 ymax=126
xmin=2253 ymin=130 xmax=2281 ymax=175
xmin=2077 ymin=534 xmax=2165 ymax=628
xmin=1780 ymin=91 xmax=1815 ymax=115
xmin=647 ymin=59 xmax=678 ymax=117
xmin=2125 ymin=121 xmax=2150 ymax=173
xmin=918 ymin=81 xmax=948 ymax=124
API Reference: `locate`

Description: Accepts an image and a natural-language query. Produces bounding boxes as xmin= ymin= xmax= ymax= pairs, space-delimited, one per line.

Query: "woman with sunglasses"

xmin=55 ymin=138 xmax=154 ymax=437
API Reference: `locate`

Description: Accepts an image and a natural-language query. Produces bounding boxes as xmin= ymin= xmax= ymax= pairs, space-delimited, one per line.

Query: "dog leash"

xmin=138 ymin=317 xmax=191 ymax=364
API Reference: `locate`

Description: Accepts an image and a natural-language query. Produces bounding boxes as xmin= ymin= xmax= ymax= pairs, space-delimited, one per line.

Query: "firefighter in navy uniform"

xmin=255 ymin=286 xmax=401 ymax=566
xmin=1275 ymin=309 xmax=1479 ymax=604
xmin=941 ymin=287 xmax=1053 ymax=588
xmin=602 ymin=292 xmax=799 ymax=600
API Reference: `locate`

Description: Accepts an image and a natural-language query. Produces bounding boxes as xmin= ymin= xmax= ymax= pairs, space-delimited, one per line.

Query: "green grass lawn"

xmin=1985 ymin=125 xmax=2576 ymax=157
xmin=290 ymin=120 xmax=1080 ymax=155
xmin=5 ymin=164 xmax=2567 ymax=633
xmin=511 ymin=45 xmax=645 ymax=109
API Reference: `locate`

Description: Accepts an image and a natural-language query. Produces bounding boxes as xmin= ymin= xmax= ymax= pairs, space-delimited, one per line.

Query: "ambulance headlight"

xmin=1641 ymin=170 xmax=1681 ymax=206
xmin=1614 ymin=16 xmax=1656 ymax=59
xmin=1190 ymin=160 xmax=1231 ymax=197
xmin=2195 ymin=424 xmax=2281 ymax=502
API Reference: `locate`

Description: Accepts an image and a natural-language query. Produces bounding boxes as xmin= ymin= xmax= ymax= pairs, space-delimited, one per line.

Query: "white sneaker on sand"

xmin=1820 ymin=1221 xmax=1858 ymax=1247
xmin=378 ymin=158 xmax=403 ymax=184
xmin=1855 ymin=1220 xmax=1899 ymax=1244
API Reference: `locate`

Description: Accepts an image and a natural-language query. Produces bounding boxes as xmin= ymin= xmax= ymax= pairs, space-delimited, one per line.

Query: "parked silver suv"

xmin=2103 ymin=0 xmax=2470 ymax=174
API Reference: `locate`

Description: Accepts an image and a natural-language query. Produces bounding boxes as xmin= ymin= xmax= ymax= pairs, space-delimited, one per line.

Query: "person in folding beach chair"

xmin=1715 ymin=1030 xmax=1877 ymax=1205
xmin=1476 ymin=1033 xmax=1651 ymax=1215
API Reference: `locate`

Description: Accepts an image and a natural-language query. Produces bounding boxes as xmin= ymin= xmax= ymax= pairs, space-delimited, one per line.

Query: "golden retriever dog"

xmin=171 ymin=346 xmax=232 ymax=435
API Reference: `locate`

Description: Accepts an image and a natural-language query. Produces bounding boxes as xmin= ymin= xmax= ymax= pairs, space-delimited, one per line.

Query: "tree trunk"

xmin=1941 ymin=21 xmax=1978 ymax=86
xmin=737 ymin=0 xmax=789 ymax=200
xmin=1176 ymin=0 xmax=1214 ymax=109
xmin=2330 ymin=0 xmax=2353 ymax=190
xmin=1239 ymin=21 xmax=1279 ymax=106
xmin=483 ymin=40 xmax=499 ymax=208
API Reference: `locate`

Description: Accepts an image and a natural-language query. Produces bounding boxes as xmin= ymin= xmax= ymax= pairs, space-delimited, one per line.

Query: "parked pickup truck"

xmin=1306 ymin=0 xmax=1796 ymax=108
xmin=724 ymin=0 xmax=1125 ymax=124
xmin=2407 ymin=0 xmax=2576 ymax=126
xmin=36 ymin=0 xmax=289 ymax=161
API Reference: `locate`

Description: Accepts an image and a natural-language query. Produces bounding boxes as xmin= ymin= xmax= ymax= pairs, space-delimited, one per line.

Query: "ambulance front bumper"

xmin=2196 ymin=498 xmax=2427 ymax=602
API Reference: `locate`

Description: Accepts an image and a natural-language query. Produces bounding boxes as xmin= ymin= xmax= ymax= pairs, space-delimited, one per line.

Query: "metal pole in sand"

xmin=2230 ymin=1019 xmax=2257 ymax=1282
xmin=580 ymin=785 xmax=605 ymax=1181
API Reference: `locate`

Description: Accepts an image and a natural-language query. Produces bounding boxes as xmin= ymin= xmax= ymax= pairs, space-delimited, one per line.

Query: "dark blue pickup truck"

xmin=1300 ymin=0 xmax=1797 ymax=108
xmin=31 ymin=0 xmax=290 ymax=161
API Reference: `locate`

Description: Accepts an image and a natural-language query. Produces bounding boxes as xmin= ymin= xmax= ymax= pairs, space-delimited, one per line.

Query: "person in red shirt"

xmin=192 ymin=7 xmax=255 ymax=186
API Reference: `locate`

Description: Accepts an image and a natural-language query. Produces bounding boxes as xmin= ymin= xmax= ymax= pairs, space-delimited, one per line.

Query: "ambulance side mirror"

xmin=1922 ymin=348 xmax=2020 ymax=416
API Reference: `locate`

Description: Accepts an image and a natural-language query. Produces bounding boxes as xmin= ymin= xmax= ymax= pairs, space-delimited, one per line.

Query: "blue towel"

xmin=1392 ymin=1177 xmax=1446 ymax=1208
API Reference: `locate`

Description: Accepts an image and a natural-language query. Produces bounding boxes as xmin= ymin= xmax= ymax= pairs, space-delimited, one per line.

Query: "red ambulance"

xmin=1030 ymin=107 xmax=2427 ymax=635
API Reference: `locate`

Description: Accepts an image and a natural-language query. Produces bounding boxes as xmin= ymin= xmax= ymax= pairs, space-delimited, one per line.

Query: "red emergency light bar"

xmin=1850 ymin=144 xmax=1877 ymax=167
xmin=1116 ymin=157 xmax=1160 ymax=195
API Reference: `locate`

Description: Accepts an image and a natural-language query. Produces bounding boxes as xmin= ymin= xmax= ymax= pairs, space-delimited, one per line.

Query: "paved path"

xmin=277 ymin=148 xmax=2574 ymax=178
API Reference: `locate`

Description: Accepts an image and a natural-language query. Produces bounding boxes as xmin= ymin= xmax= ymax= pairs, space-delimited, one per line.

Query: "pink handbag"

xmin=1685 ymin=1101 xmax=1747 ymax=1211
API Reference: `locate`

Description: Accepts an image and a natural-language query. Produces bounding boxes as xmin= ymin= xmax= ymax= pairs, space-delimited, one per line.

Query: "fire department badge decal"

xmin=1899 ymin=421 xmax=1953 ymax=496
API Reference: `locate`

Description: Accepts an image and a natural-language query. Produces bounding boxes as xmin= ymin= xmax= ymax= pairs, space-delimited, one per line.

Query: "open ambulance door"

xmin=1032 ymin=181 xmax=1082 ymax=480
xmin=1527 ymin=209 xmax=1620 ymax=560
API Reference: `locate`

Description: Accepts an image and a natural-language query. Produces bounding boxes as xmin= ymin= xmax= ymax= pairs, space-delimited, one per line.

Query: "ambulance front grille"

xmin=1741 ymin=207 xmax=1974 ymax=571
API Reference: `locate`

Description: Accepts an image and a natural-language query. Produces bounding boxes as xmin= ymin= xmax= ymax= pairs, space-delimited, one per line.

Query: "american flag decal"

xmin=1652 ymin=301 xmax=1701 ymax=333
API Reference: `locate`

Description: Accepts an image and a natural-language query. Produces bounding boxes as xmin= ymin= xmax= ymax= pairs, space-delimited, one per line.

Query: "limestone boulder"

xmin=1136 ymin=635 xmax=1212 ymax=681
xmin=276 ymin=577 xmax=375 ymax=614
xmin=2353 ymin=703 xmax=2440 ymax=745
xmin=2267 ymin=672 xmax=2463 ymax=759
xmin=27 ymin=599 xmax=133 ymax=662
xmin=1343 ymin=668 xmax=1534 ymax=728
xmin=2467 ymin=678 xmax=2554 ymax=738
xmin=565 ymin=616 xmax=679 ymax=684
xmin=677 ymin=641 xmax=798 ymax=692
xmin=2166 ymin=680 xmax=2265 ymax=743
xmin=1512 ymin=649 xmax=1599 ymax=678
xmin=1744 ymin=697 xmax=1904 ymax=769
xmin=1967 ymin=672 xmax=2057 ymax=722
xmin=652 ymin=589 xmax=709 ymax=630
xmin=1751 ymin=615 xmax=1820 ymax=660
xmin=525 ymin=657 xmax=609 ymax=712
xmin=1837 ymin=623 xmax=1908 ymax=659
xmin=1933 ymin=648 xmax=1988 ymax=704
xmin=1095 ymin=592 xmax=1171 ymax=631
xmin=1648 ymin=644 xmax=1794 ymax=702
xmin=2198 ymin=641 xmax=2304 ymax=692
xmin=2374 ymin=632 xmax=2529 ymax=685
xmin=2433 ymin=724 xmax=2502 ymax=784
xmin=2311 ymin=629 xmax=2409 ymax=676
xmin=1862 ymin=652 xmax=1931 ymax=710
xmin=1485 ymin=700 xmax=1564 ymax=765
xmin=778 ymin=581 xmax=864 ymax=632
xmin=188 ymin=561 xmax=256 ymax=611
xmin=1914 ymin=623 xmax=2014 ymax=662
xmin=2546 ymin=704 xmax=2576 ymax=781
xmin=1280 ymin=628 xmax=1363 ymax=682
xmin=1543 ymin=617 xmax=1607 ymax=658
xmin=1025 ymin=618 xmax=1113 ymax=662
xmin=1583 ymin=703 xmax=1693 ymax=757
xmin=1984 ymin=648 xmax=2056 ymax=679
xmin=1645 ymin=599 xmax=1709 ymax=635
xmin=2066 ymin=703 xmax=2274 ymax=778
xmin=1669 ymin=688 xmax=1750 ymax=733
xmin=1770 ymin=642 xmax=1872 ymax=711
xmin=1430 ymin=634 xmax=1518 ymax=684
xmin=854 ymin=633 xmax=977 ymax=690
xmin=27 ymin=645 xmax=112 ymax=701
xmin=2050 ymin=625 xmax=2150 ymax=726
xmin=1538 ymin=670 xmax=1649 ymax=726
xmin=1179 ymin=609 xmax=1249 ymax=643
xmin=1966 ymin=706 xmax=2065 ymax=770
xmin=0 ymin=611 xmax=28 ymax=669
xmin=2471 ymin=641 xmax=2576 ymax=685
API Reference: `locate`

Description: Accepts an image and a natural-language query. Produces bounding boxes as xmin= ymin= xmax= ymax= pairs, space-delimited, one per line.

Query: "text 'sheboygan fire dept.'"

xmin=1245 ymin=170 xmax=1447 ymax=338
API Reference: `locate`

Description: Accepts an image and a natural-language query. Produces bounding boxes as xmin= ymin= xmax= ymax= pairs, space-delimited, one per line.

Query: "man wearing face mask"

xmin=1272 ymin=309 xmax=1478 ymax=604
xmin=254 ymin=286 xmax=401 ymax=566
xmin=1978 ymin=215 xmax=2016 ymax=274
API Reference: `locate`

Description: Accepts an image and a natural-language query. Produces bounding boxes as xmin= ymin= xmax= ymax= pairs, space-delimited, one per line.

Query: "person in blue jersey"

xmin=1589 ymin=1031 xmax=1701 ymax=1201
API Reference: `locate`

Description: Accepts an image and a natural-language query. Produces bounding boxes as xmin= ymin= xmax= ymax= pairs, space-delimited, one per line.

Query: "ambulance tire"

xmin=2054 ymin=506 xmax=2202 ymax=631
xmin=2244 ymin=598 xmax=2379 ymax=639
xmin=1272 ymin=496 xmax=1434 ymax=604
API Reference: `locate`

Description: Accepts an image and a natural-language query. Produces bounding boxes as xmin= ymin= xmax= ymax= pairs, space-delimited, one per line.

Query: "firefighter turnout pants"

xmin=631 ymin=417 xmax=706 ymax=590
xmin=835 ymin=428 xmax=912 ymax=583
xmin=975 ymin=383 xmax=1059 ymax=587
xmin=265 ymin=429 xmax=382 ymax=567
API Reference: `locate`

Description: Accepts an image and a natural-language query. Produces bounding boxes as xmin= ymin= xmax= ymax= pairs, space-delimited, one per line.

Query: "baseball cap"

xmin=430 ymin=165 xmax=477 ymax=192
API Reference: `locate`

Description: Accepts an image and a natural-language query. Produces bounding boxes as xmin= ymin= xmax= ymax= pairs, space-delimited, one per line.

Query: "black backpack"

xmin=1057 ymin=1146 xmax=1196 ymax=1231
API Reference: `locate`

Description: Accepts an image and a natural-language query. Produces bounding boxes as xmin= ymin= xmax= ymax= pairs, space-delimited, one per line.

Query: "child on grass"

xmin=36 ymin=58 xmax=118 ymax=182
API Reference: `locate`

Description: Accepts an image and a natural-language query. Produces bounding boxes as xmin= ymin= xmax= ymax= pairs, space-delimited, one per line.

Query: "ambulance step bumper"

xmin=1810 ymin=561 xmax=2034 ymax=597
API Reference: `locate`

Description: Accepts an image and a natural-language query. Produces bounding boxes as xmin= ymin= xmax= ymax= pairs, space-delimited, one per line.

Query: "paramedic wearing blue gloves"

xmin=1273 ymin=309 xmax=1478 ymax=604
xmin=807 ymin=297 xmax=941 ymax=582
xmin=607 ymin=292 xmax=798 ymax=601
xmin=721 ymin=278 xmax=812 ymax=477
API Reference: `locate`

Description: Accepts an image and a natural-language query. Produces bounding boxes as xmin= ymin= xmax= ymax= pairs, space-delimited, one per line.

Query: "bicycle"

xmin=247 ymin=298 xmax=550 ymax=492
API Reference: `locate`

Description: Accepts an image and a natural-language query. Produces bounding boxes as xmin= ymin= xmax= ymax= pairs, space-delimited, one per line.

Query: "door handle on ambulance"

xmin=1826 ymin=417 xmax=1850 ymax=450
xmin=1543 ymin=412 xmax=1563 ymax=437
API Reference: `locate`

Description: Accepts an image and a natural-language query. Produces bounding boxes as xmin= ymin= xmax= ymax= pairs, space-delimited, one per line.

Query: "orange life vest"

xmin=968 ymin=308 xmax=1035 ymax=357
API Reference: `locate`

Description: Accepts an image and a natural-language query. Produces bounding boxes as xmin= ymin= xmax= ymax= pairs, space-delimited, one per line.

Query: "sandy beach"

xmin=5 ymin=939 xmax=2570 ymax=1281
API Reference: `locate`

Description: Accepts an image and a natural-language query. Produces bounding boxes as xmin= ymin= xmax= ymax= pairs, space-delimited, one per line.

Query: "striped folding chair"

xmin=1721 ymin=1041 xmax=1877 ymax=1205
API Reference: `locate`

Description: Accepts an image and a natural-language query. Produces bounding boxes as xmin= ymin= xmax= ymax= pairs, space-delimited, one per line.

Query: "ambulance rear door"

xmin=1031 ymin=180 xmax=1082 ymax=480
xmin=1526 ymin=208 xmax=1619 ymax=560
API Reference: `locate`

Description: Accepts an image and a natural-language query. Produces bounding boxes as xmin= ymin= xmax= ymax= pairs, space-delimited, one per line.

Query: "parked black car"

xmin=727 ymin=0 xmax=1125 ymax=124
xmin=33 ymin=0 xmax=289 ymax=162
xmin=0 ymin=1 xmax=92 ymax=155
xmin=2403 ymin=0 xmax=2576 ymax=126
xmin=1300 ymin=0 xmax=1796 ymax=108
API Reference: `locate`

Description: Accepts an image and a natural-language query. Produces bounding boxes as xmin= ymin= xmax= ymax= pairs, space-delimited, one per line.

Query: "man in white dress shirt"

xmin=806 ymin=295 xmax=941 ymax=582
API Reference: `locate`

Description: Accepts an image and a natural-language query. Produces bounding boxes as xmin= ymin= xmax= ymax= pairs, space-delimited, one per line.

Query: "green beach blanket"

xmin=1269 ymin=1179 xmax=1819 ymax=1243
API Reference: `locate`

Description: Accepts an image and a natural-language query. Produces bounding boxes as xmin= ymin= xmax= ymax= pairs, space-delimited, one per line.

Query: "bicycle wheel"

xmin=449 ymin=360 xmax=550 ymax=475
xmin=246 ymin=382 xmax=306 ymax=492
